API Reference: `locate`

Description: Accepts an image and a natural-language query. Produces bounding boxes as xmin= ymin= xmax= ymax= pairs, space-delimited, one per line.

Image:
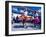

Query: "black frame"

xmin=5 ymin=1 xmax=45 ymax=36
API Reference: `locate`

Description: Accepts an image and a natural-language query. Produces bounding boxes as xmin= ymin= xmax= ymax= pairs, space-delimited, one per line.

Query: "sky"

xmin=12 ymin=6 xmax=41 ymax=16
xmin=12 ymin=6 xmax=41 ymax=13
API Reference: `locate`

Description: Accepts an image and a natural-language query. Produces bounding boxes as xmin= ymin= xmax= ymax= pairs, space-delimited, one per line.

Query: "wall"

xmin=0 ymin=0 xmax=46 ymax=37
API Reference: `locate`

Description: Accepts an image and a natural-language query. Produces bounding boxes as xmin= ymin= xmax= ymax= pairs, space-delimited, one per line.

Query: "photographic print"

xmin=12 ymin=6 xmax=41 ymax=31
xmin=5 ymin=1 xmax=45 ymax=36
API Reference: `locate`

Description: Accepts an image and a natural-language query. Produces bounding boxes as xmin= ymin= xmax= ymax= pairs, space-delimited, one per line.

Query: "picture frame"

xmin=5 ymin=1 xmax=45 ymax=36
